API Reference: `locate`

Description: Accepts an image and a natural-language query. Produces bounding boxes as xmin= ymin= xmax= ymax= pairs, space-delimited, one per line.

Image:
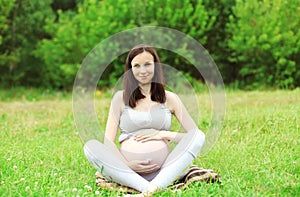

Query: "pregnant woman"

xmin=84 ymin=45 xmax=206 ymax=196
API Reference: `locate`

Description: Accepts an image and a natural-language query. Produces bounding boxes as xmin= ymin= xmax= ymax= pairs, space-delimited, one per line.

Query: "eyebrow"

xmin=132 ymin=61 xmax=154 ymax=67
xmin=132 ymin=60 xmax=154 ymax=65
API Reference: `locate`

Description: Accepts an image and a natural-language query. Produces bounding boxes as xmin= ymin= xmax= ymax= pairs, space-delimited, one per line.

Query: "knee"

xmin=194 ymin=129 xmax=205 ymax=147
xmin=84 ymin=139 xmax=100 ymax=149
xmin=83 ymin=139 xmax=104 ymax=159
xmin=84 ymin=139 xmax=98 ymax=152
xmin=188 ymin=129 xmax=205 ymax=157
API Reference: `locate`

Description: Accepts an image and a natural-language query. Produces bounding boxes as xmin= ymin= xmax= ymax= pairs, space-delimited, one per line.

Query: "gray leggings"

xmin=84 ymin=129 xmax=205 ymax=192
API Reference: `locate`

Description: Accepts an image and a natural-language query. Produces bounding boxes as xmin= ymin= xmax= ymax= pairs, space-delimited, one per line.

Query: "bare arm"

xmin=104 ymin=91 xmax=128 ymax=163
xmin=166 ymin=91 xmax=198 ymax=131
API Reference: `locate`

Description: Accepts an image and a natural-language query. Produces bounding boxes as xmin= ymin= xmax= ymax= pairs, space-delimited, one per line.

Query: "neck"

xmin=139 ymin=83 xmax=151 ymax=97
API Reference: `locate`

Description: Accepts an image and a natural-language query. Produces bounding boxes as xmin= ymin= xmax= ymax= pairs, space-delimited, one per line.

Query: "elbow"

xmin=104 ymin=136 xmax=113 ymax=146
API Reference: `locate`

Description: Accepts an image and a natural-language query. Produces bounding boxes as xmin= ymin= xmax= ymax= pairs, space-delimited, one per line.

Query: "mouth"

xmin=140 ymin=75 xmax=148 ymax=79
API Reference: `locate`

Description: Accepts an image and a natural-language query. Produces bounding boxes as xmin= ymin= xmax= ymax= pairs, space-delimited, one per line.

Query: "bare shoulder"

xmin=111 ymin=90 xmax=125 ymax=110
xmin=165 ymin=90 xmax=178 ymax=100
xmin=113 ymin=90 xmax=123 ymax=100
xmin=165 ymin=90 xmax=181 ymax=113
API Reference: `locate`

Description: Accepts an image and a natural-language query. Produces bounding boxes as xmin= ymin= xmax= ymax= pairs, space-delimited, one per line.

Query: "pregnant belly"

xmin=120 ymin=137 xmax=169 ymax=168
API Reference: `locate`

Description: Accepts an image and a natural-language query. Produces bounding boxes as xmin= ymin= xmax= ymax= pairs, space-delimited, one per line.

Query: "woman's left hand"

xmin=133 ymin=129 xmax=167 ymax=142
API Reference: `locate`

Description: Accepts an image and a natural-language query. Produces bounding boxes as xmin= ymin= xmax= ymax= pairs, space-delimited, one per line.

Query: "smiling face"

xmin=131 ymin=52 xmax=155 ymax=85
xmin=123 ymin=45 xmax=166 ymax=107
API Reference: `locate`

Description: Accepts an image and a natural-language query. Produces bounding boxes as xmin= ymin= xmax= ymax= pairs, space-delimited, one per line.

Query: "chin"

xmin=138 ymin=80 xmax=152 ymax=85
xmin=120 ymin=137 xmax=169 ymax=168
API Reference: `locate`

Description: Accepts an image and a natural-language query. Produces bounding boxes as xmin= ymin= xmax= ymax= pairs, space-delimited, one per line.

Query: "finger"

xmin=140 ymin=163 xmax=159 ymax=170
xmin=138 ymin=164 xmax=160 ymax=174
xmin=134 ymin=133 xmax=151 ymax=138
xmin=133 ymin=133 xmax=144 ymax=138
xmin=139 ymin=138 xmax=153 ymax=143
xmin=138 ymin=133 xmax=156 ymax=139
xmin=139 ymin=159 xmax=151 ymax=165
xmin=132 ymin=159 xmax=150 ymax=166
xmin=134 ymin=135 xmax=150 ymax=141
xmin=144 ymin=164 xmax=159 ymax=169
xmin=136 ymin=167 xmax=157 ymax=174
xmin=134 ymin=137 xmax=147 ymax=142
xmin=139 ymin=136 xmax=159 ymax=142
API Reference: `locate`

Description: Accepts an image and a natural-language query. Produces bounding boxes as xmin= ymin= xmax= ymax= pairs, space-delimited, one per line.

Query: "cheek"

xmin=148 ymin=67 xmax=155 ymax=77
xmin=131 ymin=69 xmax=139 ymax=78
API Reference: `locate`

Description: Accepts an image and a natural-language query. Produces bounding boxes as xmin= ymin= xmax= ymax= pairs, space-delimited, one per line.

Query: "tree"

xmin=0 ymin=0 xmax=15 ymax=45
xmin=35 ymin=0 xmax=212 ymax=89
xmin=227 ymin=0 xmax=300 ymax=88
xmin=0 ymin=0 xmax=55 ymax=87
xmin=202 ymin=0 xmax=237 ymax=84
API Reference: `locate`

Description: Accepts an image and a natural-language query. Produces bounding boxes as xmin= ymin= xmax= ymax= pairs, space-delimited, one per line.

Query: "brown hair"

xmin=123 ymin=44 xmax=166 ymax=108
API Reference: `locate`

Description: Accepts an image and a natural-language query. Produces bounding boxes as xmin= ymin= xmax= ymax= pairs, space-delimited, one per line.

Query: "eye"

xmin=133 ymin=64 xmax=140 ymax=68
xmin=145 ymin=62 xmax=154 ymax=66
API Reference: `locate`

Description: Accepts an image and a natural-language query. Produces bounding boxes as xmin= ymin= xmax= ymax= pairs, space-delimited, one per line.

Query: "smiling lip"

xmin=140 ymin=76 xmax=148 ymax=79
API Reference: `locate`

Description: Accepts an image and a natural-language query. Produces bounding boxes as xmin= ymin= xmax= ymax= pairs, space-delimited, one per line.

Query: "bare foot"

xmin=123 ymin=184 xmax=158 ymax=197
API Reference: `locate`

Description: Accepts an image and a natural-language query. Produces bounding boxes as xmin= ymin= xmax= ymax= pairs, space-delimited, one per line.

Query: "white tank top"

xmin=119 ymin=104 xmax=172 ymax=142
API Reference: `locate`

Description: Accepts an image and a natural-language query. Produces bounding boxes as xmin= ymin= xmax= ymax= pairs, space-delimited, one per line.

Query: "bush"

xmin=226 ymin=0 xmax=300 ymax=88
xmin=202 ymin=0 xmax=237 ymax=85
xmin=35 ymin=0 xmax=212 ymax=89
xmin=0 ymin=0 xmax=55 ymax=87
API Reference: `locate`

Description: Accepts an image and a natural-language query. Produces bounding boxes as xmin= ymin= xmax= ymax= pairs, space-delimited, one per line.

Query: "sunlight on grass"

xmin=0 ymin=89 xmax=299 ymax=196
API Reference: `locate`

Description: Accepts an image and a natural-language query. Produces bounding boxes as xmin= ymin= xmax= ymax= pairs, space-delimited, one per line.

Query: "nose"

xmin=140 ymin=65 xmax=147 ymax=73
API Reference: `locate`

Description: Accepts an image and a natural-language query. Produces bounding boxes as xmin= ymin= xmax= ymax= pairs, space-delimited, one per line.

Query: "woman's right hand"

xmin=127 ymin=159 xmax=160 ymax=174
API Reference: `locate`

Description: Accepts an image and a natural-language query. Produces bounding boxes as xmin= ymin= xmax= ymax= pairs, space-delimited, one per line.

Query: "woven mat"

xmin=95 ymin=165 xmax=221 ymax=194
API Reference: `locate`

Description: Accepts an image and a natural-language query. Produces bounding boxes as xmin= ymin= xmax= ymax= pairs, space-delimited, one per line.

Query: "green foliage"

xmin=0 ymin=0 xmax=299 ymax=89
xmin=202 ymin=0 xmax=237 ymax=84
xmin=35 ymin=0 xmax=211 ymax=89
xmin=0 ymin=0 xmax=15 ymax=45
xmin=227 ymin=0 xmax=300 ymax=88
xmin=0 ymin=0 xmax=55 ymax=87
xmin=35 ymin=0 xmax=136 ymax=88
xmin=141 ymin=0 xmax=214 ymax=80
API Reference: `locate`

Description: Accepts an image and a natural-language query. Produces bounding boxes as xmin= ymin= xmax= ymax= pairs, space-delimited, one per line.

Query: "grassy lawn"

xmin=0 ymin=88 xmax=299 ymax=196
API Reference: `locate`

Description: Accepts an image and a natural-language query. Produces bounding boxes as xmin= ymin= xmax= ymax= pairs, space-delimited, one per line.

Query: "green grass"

xmin=0 ymin=88 xmax=299 ymax=196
